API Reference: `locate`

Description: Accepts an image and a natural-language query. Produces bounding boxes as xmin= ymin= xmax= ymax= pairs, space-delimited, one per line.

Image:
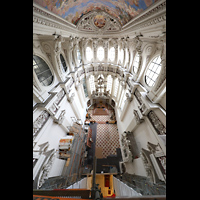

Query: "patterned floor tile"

xmin=88 ymin=107 xmax=120 ymax=158
xmin=96 ymin=124 xmax=120 ymax=158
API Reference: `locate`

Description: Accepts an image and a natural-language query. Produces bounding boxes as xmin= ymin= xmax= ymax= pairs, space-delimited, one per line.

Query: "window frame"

xmin=60 ymin=53 xmax=68 ymax=72
xmin=106 ymin=75 xmax=113 ymax=94
xmin=86 ymin=46 xmax=93 ymax=62
xmin=114 ymin=78 xmax=119 ymax=97
xmin=118 ymin=48 xmax=124 ymax=64
xmin=133 ymin=52 xmax=140 ymax=74
xmin=144 ymin=55 xmax=162 ymax=88
xmin=33 ymin=55 xmax=54 ymax=87
xmin=89 ymin=75 xmax=95 ymax=94
xmin=109 ymin=47 xmax=115 ymax=62
xmin=97 ymin=46 xmax=104 ymax=61
xmin=77 ymin=48 xmax=82 ymax=65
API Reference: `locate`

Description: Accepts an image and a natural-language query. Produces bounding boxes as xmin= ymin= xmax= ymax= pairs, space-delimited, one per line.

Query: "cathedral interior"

xmin=33 ymin=0 xmax=166 ymax=199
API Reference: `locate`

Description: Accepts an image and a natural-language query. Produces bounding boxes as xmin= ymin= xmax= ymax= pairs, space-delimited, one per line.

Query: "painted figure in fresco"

xmin=94 ymin=15 xmax=106 ymax=28
xmin=33 ymin=0 xmax=156 ymax=26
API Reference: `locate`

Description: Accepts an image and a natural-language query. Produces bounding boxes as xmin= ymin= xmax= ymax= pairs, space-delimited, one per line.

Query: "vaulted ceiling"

xmin=33 ymin=0 xmax=159 ymax=26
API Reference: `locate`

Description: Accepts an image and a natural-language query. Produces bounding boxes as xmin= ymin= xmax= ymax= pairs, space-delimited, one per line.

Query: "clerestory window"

xmin=106 ymin=75 xmax=113 ymax=94
xmin=145 ymin=56 xmax=162 ymax=87
xmin=97 ymin=46 xmax=104 ymax=61
xmin=89 ymin=75 xmax=95 ymax=94
xmin=86 ymin=47 xmax=93 ymax=61
xmin=109 ymin=47 xmax=115 ymax=62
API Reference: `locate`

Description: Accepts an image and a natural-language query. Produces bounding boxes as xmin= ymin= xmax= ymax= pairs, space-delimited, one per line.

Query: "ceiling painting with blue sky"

xmin=33 ymin=0 xmax=159 ymax=26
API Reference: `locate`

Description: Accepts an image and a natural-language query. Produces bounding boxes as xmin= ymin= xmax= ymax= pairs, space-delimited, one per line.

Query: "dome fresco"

xmin=33 ymin=0 xmax=159 ymax=26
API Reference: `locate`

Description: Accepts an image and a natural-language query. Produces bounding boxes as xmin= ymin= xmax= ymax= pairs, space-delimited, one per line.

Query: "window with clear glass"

xmin=97 ymin=47 xmax=104 ymax=61
xmin=118 ymin=48 xmax=124 ymax=64
xmin=145 ymin=56 xmax=162 ymax=87
xmin=33 ymin=55 xmax=53 ymax=86
xmin=109 ymin=47 xmax=115 ymax=62
xmin=86 ymin=47 xmax=93 ymax=61
xmin=106 ymin=75 xmax=113 ymax=94
xmin=124 ymin=48 xmax=128 ymax=66
xmin=114 ymin=78 xmax=119 ymax=97
xmin=133 ymin=52 xmax=140 ymax=74
xmin=60 ymin=54 xmax=67 ymax=72
xmin=77 ymin=48 xmax=82 ymax=64
xmin=89 ymin=75 xmax=95 ymax=94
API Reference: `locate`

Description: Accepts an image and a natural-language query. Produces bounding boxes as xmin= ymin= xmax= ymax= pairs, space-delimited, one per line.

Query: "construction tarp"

xmin=113 ymin=177 xmax=141 ymax=197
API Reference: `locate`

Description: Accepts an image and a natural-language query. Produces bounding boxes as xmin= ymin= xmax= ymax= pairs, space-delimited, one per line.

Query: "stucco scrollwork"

xmin=76 ymin=10 xmax=121 ymax=33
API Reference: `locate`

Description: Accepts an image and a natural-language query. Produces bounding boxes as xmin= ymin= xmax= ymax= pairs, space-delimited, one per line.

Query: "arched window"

xmin=118 ymin=48 xmax=124 ymax=64
xmin=86 ymin=47 xmax=93 ymax=61
xmin=33 ymin=55 xmax=53 ymax=86
xmin=60 ymin=54 xmax=67 ymax=72
xmin=124 ymin=48 xmax=128 ymax=66
xmin=145 ymin=56 xmax=162 ymax=87
xmin=77 ymin=48 xmax=82 ymax=64
xmin=114 ymin=78 xmax=119 ymax=97
xmin=109 ymin=47 xmax=115 ymax=62
xmin=106 ymin=75 xmax=113 ymax=94
xmin=97 ymin=47 xmax=104 ymax=61
xmin=89 ymin=75 xmax=95 ymax=94
xmin=133 ymin=52 xmax=140 ymax=74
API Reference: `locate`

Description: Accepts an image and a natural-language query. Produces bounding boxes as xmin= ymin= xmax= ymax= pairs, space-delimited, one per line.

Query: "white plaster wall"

xmin=158 ymin=93 xmax=166 ymax=110
xmin=35 ymin=117 xmax=66 ymax=151
xmin=57 ymin=95 xmax=75 ymax=126
xmin=114 ymin=90 xmax=165 ymax=177
xmin=133 ymin=121 xmax=158 ymax=150
xmin=73 ymin=89 xmax=85 ymax=121
xmin=124 ymin=158 xmax=146 ymax=176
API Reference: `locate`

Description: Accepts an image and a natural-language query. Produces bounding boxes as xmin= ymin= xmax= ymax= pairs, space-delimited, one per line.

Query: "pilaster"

xmin=120 ymin=94 xmax=133 ymax=121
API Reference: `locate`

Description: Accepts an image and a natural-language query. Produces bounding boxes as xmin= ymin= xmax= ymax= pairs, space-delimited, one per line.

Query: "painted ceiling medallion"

xmin=93 ymin=15 xmax=106 ymax=28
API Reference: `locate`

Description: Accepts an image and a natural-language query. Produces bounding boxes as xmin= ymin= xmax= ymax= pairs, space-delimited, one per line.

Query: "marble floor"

xmin=96 ymin=123 xmax=120 ymax=158
xmin=88 ymin=107 xmax=120 ymax=158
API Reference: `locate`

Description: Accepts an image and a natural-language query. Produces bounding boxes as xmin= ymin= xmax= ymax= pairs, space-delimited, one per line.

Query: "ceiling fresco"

xmin=33 ymin=0 xmax=159 ymax=26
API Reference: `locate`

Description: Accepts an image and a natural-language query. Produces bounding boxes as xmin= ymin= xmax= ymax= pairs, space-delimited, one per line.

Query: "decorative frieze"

xmin=134 ymin=88 xmax=142 ymax=105
xmin=121 ymin=132 xmax=133 ymax=163
xmin=48 ymin=103 xmax=59 ymax=115
xmin=48 ymin=89 xmax=66 ymax=115
xmin=54 ymin=110 xmax=66 ymax=124
xmin=55 ymin=89 xmax=66 ymax=105
xmin=157 ymin=156 xmax=166 ymax=179
xmin=33 ymin=110 xmax=50 ymax=140
xmin=147 ymin=142 xmax=166 ymax=181
xmin=37 ymin=149 xmax=56 ymax=188
xmin=133 ymin=109 xmax=144 ymax=124
xmin=147 ymin=110 xmax=166 ymax=135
